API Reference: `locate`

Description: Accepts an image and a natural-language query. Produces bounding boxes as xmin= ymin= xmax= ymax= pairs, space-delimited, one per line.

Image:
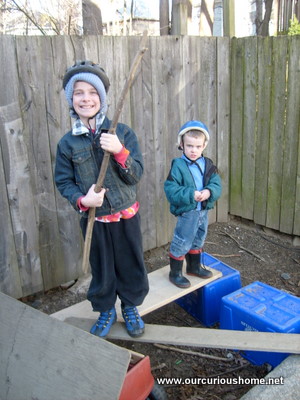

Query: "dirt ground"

xmin=22 ymin=218 xmax=300 ymax=400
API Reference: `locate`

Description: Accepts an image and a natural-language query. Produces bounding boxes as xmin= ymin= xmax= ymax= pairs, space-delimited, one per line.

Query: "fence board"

xmin=0 ymin=36 xmax=44 ymax=296
xmin=181 ymin=37 xmax=219 ymax=223
xmin=254 ymin=36 xmax=273 ymax=226
xmin=216 ymin=37 xmax=230 ymax=223
xmin=0 ymin=36 xmax=23 ymax=298
xmin=151 ymin=37 xmax=182 ymax=246
xmin=296 ymin=131 xmax=300 ymax=236
xmin=230 ymin=38 xmax=244 ymax=216
xmin=266 ymin=36 xmax=289 ymax=230
xmin=15 ymin=37 xmax=68 ymax=290
xmin=49 ymin=36 xmax=84 ymax=281
xmin=129 ymin=36 xmax=157 ymax=251
xmin=193 ymin=37 xmax=218 ymax=223
xmin=242 ymin=37 xmax=257 ymax=220
xmin=108 ymin=36 xmax=131 ymax=125
xmin=279 ymin=36 xmax=300 ymax=234
xmin=0 ymin=144 xmax=22 ymax=298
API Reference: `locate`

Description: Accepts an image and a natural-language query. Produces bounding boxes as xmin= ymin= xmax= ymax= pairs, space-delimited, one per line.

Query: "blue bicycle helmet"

xmin=177 ymin=120 xmax=210 ymax=147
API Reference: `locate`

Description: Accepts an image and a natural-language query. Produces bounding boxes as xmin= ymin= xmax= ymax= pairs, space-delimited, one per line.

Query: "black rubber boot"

xmin=169 ymin=257 xmax=191 ymax=288
xmin=186 ymin=252 xmax=213 ymax=279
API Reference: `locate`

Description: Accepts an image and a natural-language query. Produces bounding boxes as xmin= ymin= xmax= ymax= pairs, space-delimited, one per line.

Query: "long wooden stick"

xmin=82 ymin=32 xmax=148 ymax=274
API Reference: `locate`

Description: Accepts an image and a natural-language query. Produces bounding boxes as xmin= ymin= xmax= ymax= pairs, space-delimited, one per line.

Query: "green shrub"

xmin=288 ymin=16 xmax=300 ymax=36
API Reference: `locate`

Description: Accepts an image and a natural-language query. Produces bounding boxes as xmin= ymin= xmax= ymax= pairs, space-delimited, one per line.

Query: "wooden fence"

xmin=0 ymin=35 xmax=298 ymax=299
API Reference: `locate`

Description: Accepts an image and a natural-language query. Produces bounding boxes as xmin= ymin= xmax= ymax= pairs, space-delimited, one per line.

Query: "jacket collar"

xmin=181 ymin=153 xmax=204 ymax=165
xmin=72 ymin=112 xmax=106 ymax=136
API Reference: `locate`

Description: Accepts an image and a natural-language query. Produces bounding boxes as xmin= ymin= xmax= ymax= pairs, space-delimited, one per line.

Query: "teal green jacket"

xmin=164 ymin=157 xmax=222 ymax=216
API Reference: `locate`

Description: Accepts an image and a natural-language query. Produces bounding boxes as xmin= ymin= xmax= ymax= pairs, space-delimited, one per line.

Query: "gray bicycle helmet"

xmin=63 ymin=60 xmax=110 ymax=92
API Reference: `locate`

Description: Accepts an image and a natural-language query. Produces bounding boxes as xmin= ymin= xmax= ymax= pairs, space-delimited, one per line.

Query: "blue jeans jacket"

xmin=54 ymin=117 xmax=144 ymax=217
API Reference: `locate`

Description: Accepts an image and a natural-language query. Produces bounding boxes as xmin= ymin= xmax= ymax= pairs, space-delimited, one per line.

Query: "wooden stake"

xmin=82 ymin=31 xmax=148 ymax=274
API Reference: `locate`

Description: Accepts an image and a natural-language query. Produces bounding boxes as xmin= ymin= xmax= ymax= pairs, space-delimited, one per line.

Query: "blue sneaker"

xmin=121 ymin=306 xmax=145 ymax=337
xmin=90 ymin=307 xmax=117 ymax=338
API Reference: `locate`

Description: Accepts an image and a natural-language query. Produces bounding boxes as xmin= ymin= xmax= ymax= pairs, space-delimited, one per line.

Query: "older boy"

xmin=164 ymin=120 xmax=222 ymax=288
xmin=55 ymin=61 xmax=149 ymax=337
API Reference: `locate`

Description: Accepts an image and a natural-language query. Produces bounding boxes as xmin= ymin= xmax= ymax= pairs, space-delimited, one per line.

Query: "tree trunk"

xmin=256 ymin=0 xmax=273 ymax=36
xmin=199 ymin=0 xmax=214 ymax=36
xmin=82 ymin=0 xmax=103 ymax=35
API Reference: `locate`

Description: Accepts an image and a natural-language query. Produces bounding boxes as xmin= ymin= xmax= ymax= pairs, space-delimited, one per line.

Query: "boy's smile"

xmin=182 ymin=134 xmax=207 ymax=161
xmin=72 ymin=81 xmax=101 ymax=126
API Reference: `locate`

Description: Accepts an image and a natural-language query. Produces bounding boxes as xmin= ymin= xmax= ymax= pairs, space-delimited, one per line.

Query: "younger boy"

xmin=164 ymin=120 xmax=222 ymax=288
xmin=55 ymin=61 xmax=149 ymax=338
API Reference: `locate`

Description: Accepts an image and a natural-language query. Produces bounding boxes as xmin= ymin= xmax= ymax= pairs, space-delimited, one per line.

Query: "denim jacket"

xmin=55 ymin=116 xmax=144 ymax=217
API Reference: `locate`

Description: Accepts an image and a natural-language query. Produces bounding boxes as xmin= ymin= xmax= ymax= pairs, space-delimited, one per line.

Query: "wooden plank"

xmin=15 ymin=36 xmax=68 ymax=290
xmin=241 ymin=37 xmax=257 ymax=220
xmin=0 ymin=292 xmax=130 ymax=400
xmin=279 ymin=36 xmax=300 ymax=235
xmin=180 ymin=36 xmax=219 ymax=221
xmin=216 ymin=36 xmax=230 ymax=223
xmin=129 ymin=36 xmax=157 ymax=251
xmin=0 ymin=143 xmax=21 ymax=298
xmin=266 ymin=36 xmax=289 ymax=230
xmin=109 ymin=36 xmax=131 ymax=125
xmin=253 ymin=36 xmax=273 ymax=226
xmin=150 ymin=36 xmax=180 ymax=246
xmin=47 ymin=320 xmax=300 ymax=355
xmin=109 ymin=324 xmax=300 ymax=354
xmin=163 ymin=36 xmax=185 ymax=241
xmin=0 ymin=36 xmax=22 ymax=298
xmin=52 ymin=265 xmax=222 ymax=322
xmin=0 ymin=36 xmax=44 ymax=297
xmin=292 ymin=36 xmax=300 ymax=236
xmin=295 ymin=122 xmax=300 ymax=237
xmin=230 ymin=38 xmax=244 ymax=216
xmin=48 ymin=36 xmax=84 ymax=282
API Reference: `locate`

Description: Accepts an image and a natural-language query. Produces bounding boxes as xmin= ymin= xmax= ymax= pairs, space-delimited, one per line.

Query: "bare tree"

xmin=199 ymin=0 xmax=214 ymax=36
xmin=1 ymin=0 xmax=82 ymax=35
xmin=255 ymin=0 xmax=274 ymax=36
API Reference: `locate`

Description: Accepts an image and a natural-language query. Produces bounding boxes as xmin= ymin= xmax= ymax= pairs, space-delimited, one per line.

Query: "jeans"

xmin=170 ymin=209 xmax=208 ymax=258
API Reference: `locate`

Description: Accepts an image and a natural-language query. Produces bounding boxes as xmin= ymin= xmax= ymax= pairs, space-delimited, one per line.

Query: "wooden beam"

xmin=170 ymin=0 xmax=188 ymax=35
xmin=223 ymin=0 xmax=235 ymax=37
xmin=57 ymin=318 xmax=300 ymax=355
xmin=0 ymin=292 xmax=130 ymax=400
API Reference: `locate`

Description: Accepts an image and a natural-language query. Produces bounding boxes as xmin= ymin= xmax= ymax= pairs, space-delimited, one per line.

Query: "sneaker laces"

xmin=96 ymin=309 xmax=114 ymax=329
xmin=122 ymin=307 xmax=141 ymax=325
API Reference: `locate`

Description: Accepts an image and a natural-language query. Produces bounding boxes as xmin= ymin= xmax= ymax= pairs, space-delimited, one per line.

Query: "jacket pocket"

xmin=72 ymin=149 xmax=97 ymax=188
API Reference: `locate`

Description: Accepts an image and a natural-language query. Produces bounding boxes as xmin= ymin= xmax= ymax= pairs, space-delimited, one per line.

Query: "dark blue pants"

xmin=80 ymin=213 xmax=149 ymax=312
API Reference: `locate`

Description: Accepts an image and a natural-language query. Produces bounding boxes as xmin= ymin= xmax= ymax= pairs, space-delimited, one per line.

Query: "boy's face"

xmin=72 ymin=81 xmax=101 ymax=125
xmin=182 ymin=133 xmax=207 ymax=161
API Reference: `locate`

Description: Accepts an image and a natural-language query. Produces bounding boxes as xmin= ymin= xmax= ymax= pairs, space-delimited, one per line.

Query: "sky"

xmin=17 ymin=0 xmax=163 ymax=20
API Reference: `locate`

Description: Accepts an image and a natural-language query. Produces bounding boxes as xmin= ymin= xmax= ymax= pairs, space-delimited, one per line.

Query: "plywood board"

xmin=0 ymin=292 xmax=130 ymax=400
xmin=52 ymin=264 xmax=222 ymax=324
